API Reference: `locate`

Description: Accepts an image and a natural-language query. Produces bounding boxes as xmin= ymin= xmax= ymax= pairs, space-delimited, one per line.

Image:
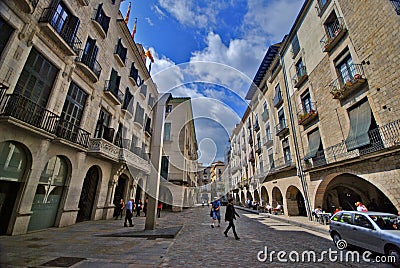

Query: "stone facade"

xmin=0 ymin=0 xmax=158 ymax=235
xmin=227 ymin=0 xmax=400 ymax=217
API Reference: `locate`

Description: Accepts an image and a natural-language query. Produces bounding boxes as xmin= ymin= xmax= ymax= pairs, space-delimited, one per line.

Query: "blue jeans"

xmin=213 ymin=210 xmax=221 ymax=220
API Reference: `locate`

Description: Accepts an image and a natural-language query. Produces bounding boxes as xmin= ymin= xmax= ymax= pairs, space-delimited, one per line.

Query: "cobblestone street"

xmin=1 ymin=206 xmax=395 ymax=267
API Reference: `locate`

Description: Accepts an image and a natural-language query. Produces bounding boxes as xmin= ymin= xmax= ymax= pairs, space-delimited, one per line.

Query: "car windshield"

xmin=368 ymin=215 xmax=399 ymax=230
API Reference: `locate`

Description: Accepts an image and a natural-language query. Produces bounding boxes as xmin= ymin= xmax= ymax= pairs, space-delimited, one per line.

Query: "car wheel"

xmin=387 ymin=246 xmax=400 ymax=266
xmin=332 ymin=233 xmax=341 ymax=244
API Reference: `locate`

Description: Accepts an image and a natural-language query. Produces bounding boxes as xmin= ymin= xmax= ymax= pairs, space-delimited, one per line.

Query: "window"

xmin=258 ymin=155 xmax=263 ymax=174
xmin=0 ymin=141 xmax=27 ymax=182
xmin=82 ymin=37 xmax=100 ymax=73
xmin=94 ymin=108 xmax=111 ymax=138
xmin=340 ymin=213 xmax=353 ymax=224
xmin=129 ymin=63 xmax=139 ymax=81
xmin=130 ymin=134 xmax=138 ymax=152
xmin=166 ymin=105 xmax=172 ymax=113
xmin=0 ymin=17 xmax=14 ymax=57
xmin=304 ymin=129 xmax=322 ymax=160
xmin=15 ymin=48 xmax=58 ymax=108
xmin=114 ymin=123 xmax=123 ymax=147
xmin=273 ymin=84 xmax=283 ymax=107
xmin=300 ymin=91 xmax=313 ymax=114
xmin=164 ymin=123 xmax=171 ymax=141
xmin=268 ymin=148 xmax=274 ymax=169
xmin=134 ymin=103 xmax=144 ymax=125
xmin=263 ymin=102 xmax=268 ymax=112
xmin=94 ymin=4 xmax=110 ymax=33
xmin=345 ymin=99 xmax=373 ymax=151
xmin=115 ymin=38 xmax=127 ymax=63
xmin=161 ymin=156 xmax=169 ymax=180
xmin=354 ymin=214 xmax=373 ymax=229
xmin=337 ymin=55 xmax=356 ymax=84
xmin=61 ymin=82 xmax=87 ymax=127
xmin=296 ymin=59 xmax=306 ymax=77
xmin=324 ymin=12 xmax=341 ymax=39
xmin=265 ymin=123 xmax=272 ymax=142
xmin=282 ymin=138 xmax=291 ymax=163
xmin=122 ymin=88 xmax=134 ymax=114
xmin=292 ymin=34 xmax=300 ymax=58
xmin=278 ymin=108 xmax=286 ymax=128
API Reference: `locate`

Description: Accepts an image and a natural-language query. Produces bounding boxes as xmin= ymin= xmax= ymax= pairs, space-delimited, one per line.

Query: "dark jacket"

xmin=225 ymin=203 xmax=239 ymax=221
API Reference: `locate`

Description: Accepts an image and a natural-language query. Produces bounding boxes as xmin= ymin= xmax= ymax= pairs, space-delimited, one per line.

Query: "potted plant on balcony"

xmin=298 ymin=110 xmax=316 ymax=124
xmin=330 ymin=88 xmax=344 ymax=99
xmin=354 ymin=74 xmax=363 ymax=80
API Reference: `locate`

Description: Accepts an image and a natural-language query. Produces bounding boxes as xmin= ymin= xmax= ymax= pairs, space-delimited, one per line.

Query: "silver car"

xmin=329 ymin=211 xmax=400 ymax=264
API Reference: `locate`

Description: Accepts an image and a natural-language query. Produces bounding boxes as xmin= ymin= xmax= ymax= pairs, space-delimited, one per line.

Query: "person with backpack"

xmin=211 ymin=197 xmax=221 ymax=228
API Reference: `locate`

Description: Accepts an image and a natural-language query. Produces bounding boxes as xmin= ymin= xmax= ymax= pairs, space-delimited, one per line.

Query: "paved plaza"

xmin=0 ymin=206 xmax=394 ymax=267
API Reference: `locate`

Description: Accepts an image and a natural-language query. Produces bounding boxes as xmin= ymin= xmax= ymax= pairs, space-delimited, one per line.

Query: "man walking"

xmin=224 ymin=198 xmax=240 ymax=240
xmin=124 ymin=198 xmax=134 ymax=227
xmin=211 ymin=197 xmax=221 ymax=228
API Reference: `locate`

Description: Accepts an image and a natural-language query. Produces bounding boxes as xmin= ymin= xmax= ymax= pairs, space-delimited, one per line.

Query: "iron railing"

xmin=56 ymin=119 xmax=90 ymax=147
xmin=77 ymin=49 xmax=102 ymax=78
xmin=297 ymin=102 xmax=318 ymax=125
xmin=320 ymin=17 xmax=346 ymax=51
xmin=273 ymin=90 xmax=283 ymax=107
xmin=93 ymin=6 xmax=110 ymax=33
xmin=329 ymin=64 xmax=366 ymax=98
xmin=293 ymin=65 xmax=308 ymax=88
xmin=275 ymin=119 xmax=288 ymax=136
xmin=114 ymin=40 xmax=127 ymax=64
xmin=0 ymin=94 xmax=59 ymax=134
xmin=104 ymin=80 xmax=124 ymax=103
xmin=39 ymin=8 xmax=82 ymax=54
xmin=304 ymin=119 xmax=400 ymax=169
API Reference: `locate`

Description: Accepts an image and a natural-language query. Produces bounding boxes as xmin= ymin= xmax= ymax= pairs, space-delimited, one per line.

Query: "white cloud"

xmin=145 ymin=17 xmax=154 ymax=26
xmin=152 ymin=5 xmax=166 ymax=19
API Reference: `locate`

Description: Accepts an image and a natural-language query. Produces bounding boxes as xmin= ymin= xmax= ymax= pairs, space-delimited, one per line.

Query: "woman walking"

xmin=224 ymin=198 xmax=240 ymax=240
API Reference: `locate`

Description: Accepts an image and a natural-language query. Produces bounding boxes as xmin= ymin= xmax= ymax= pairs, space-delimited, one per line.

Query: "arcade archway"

xmin=286 ymin=186 xmax=307 ymax=216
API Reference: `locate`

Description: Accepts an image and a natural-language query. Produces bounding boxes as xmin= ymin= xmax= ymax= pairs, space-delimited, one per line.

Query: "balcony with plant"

xmin=320 ymin=17 xmax=347 ymax=53
xmin=293 ymin=65 xmax=308 ymax=88
xmin=329 ymin=64 xmax=367 ymax=99
xmin=297 ymin=102 xmax=318 ymax=126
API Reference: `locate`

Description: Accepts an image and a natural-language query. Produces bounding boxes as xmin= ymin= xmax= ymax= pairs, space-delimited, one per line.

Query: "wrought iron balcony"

xmin=275 ymin=119 xmax=289 ymax=137
xmin=39 ymin=8 xmax=82 ymax=56
xmin=0 ymin=93 xmax=59 ymax=134
xmin=92 ymin=6 xmax=110 ymax=38
xmin=303 ymin=119 xmax=400 ymax=170
xmin=254 ymin=121 xmax=260 ymax=132
xmin=297 ymin=102 xmax=318 ymax=126
xmin=255 ymin=140 xmax=262 ymax=154
xmin=320 ymin=17 xmax=347 ymax=52
xmin=56 ymin=119 xmax=90 ymax=148
xmin=329 ymin=64 xmax=367 ymax=99
xmin=263 ymin=135 xmax=273 ymax=148
xmin=104 ymin=80 xmax=124 ymax=105
xmin=15 ymin=0 xmax=38 ymax=13
xmin=114 ymin=40 xmax=127 ymax=66
xmin=293 ymin=65 xmax=308 ymax=88
xmin=75 ymin=49 xmax=102 ymax=83
xmin=261 ymin=110 xmax=269 ymax=121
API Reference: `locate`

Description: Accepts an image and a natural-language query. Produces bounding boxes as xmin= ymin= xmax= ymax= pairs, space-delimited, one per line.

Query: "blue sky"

xmin=119 ymin=0 xmax=304 ymax=165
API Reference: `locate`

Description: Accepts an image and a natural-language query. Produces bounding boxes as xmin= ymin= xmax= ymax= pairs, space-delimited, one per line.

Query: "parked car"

xmin=219 ymin=196 xmax=228 ymax=206
xmin=329 ymin=211 xmax=400 ymax=265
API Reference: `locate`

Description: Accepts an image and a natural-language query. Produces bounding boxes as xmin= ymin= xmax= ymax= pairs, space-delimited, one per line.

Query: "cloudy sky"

xmin=120 ymin=0 xmax=304 ymax=165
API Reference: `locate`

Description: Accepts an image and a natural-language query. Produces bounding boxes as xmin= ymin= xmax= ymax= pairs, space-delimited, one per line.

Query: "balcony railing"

xmin=303 ymin=119 xmax=400 ymax=169
xmin=104 ymin=80 xmax=124 ymax=104
xmin=92 ymin=7 xmax=110 ymax=38
xmin=254 ymin=121 xmax=260 ymax=131
xmin=76 ymin=49 xmax=102 ymax=82
xmin=320 ymin=17 xmax=347 ymax=52
xmin=88 ymin=138 xmax=119 ymax=161
xmin=273 ymin=156 xmax=295 ymax=171
xmin=329 ymin=64 xmax=367 ymax=99
xmin=297 ymin=102 xmax=318 ymax=126
xmin=293 ymin=65 xmax=308 ymax=88
xmin=263 ymin=135 xmax=273 ymax=147
xmin=39 ymin=8 xmax=82 ymax=55
xmin=114 ymin=40 xmax=127 ymax=66
xmin=275 ymin=119 xmax=289 ymax=137
xmin=56 ymin=119 xmax=90 ymax=147
xmin=255 ymin=140 xmax=262 ymax=154
xmin=0 ymin=94 xmax=59 ymax=134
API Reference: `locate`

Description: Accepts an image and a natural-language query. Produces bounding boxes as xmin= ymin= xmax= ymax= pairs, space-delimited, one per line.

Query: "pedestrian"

xmin=211 ymin=197 xmax=221 ymax=228
xmin=143 ymin=197 xmax=148 ymax=217
xmin=157 ymin=201 xmax=163 ymax=218
xmin=224 ymin=198 xmax=240 ymax=240
xmin=124 ymin=198 xmax=134 ymax=227
xmin=136 ymin=199 xmax=142 ymax=217
xmin=355 ymin=201 xmax=368 ymax=212
xmin=114 ymin=198 xmax=125 ymax=220
xmin=266 ymin=203 xmax=272 ymax=214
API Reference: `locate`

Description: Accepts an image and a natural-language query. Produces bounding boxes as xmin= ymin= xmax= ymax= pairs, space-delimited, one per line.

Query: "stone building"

xmin=0 ymin=0 xmax=157 ymax=235
xmin=159 ymin=97 xmax=198 ymax=211
xmin=227 ymin=0 xmax=400 ymax=216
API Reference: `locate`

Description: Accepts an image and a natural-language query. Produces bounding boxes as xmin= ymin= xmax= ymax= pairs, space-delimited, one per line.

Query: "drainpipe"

xmin=279 ymin=54 xmax=313 ymax=221
xmin=145 ymin=93 xmax=172 ymax=230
